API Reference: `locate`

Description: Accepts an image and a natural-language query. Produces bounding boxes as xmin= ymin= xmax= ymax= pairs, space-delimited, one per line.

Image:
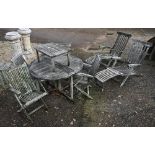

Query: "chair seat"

xmin=112 ymin=65 xmax=136 ymax=75
xmin=95 ymin=65 xmax=137 ymax=83
xmin=21 ymin=91 xmax=48 ymax=107
xmin=95 ymin=68 xmax=123 ymax=83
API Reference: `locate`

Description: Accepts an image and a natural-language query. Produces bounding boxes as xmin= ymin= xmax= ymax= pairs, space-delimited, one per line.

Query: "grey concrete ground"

xmin=0 ymin=28 xmax=155 ymax=127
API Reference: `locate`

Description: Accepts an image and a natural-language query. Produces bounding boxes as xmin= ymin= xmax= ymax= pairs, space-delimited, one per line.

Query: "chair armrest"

xmin=39 ymin=81 xmax=48 ymax=92
xmin=10 ymin=87 xmax=21 ymax=95
xmin=111 ymin=56 xmax=122 ymax=60
xmin=99 ymin=45 xmax=111 ymax=50
xmin=76 ymin=72 xmax=94 ymax=78
xmin=128 ymin=64 xmax=141 ymax=68
xmin=83 ymin=62 xmax=92 ymax=68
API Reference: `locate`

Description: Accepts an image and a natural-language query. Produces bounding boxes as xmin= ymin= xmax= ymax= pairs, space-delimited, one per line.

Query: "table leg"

xmin=70 ymin=76 xmax=74 ymax=100
xmin=51 ymin=59 xmax=55 ymax=72
xmin=36 ymin=50 xmax=40 ymax=62
xmin=67 ymin=53 xmax=70 ymax=66
xmin=57 ymin=78 xmax=74 ymax=102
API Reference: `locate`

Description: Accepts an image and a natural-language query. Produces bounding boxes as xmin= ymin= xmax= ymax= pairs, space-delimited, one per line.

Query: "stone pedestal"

xmin=5 ymin=31 xmax=23 ymax=62
xmin=18 ymin=28 xmax=36 ymax=64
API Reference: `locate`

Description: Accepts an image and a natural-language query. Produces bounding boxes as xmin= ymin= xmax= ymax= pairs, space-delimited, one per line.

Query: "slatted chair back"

xmin=89 ymin=54 xmax=101 ymax=75
xmin=110 ymin=32 xmax=132 ymax=56
xmin=0 ymin=70 xmax=8 ymax=88
xmin=5 ymin=64 xmax=38 ymax=97
xmin=11 ymin=54 xmax=26 ymax=66
xmin=0 ymin=63 xmax=11 ymax=89
xmin=127 ymin=39 xmax=152 ymax=64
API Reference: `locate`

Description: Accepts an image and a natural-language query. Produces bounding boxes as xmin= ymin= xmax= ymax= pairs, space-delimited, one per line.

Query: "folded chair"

xmin=74 ymin=54 xmax=101 ymax=99
xmin=95 ymin=39 xmax=152 ymax=87
xmin=5 ymin=63 xmax=48 ymax=121
xmin=0 ymin=63 xmax=11 ymax=89
xmin=11 ymin=53 xmax=27 ymax=66
xmin=0 ymin=54 xmax=26 ymax=89
xmin=85 ymin=32 xmax=132 ymax=67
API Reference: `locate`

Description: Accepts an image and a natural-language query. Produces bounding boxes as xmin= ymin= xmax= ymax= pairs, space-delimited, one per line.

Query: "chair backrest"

xmin=89 ymin=54 xmax=101 ymax=75
xmin=11 ymin=54 xmax=26 ymax=66
xmin=5 ymin=63 xmax=37 ymax=96
xmin=0 ymin=63 xmax=11 ymax=89
xmin=127 ymin=39 xmax=152 ymax=64
xmin=110 ymin=32 xmax=132 ymax=56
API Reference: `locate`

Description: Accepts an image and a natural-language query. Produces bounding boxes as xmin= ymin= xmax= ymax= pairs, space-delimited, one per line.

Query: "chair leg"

xmin=20 ymin=107 xmax=33 ymax=122
xmin=25 ymin=111 xmax=33 ymax=122
xmin=120 ymin=75 xmax=130 ymax=87
xmin=75 ymin=85 xmax=93 ymax=99
xmin=111 ymin=59 xmax=118 ymax=67
xmin=107 ymin=59 xmax=113 ymax=67
xmin=16 ymin=99 xmax=33 ymax=122
xmin=70 ymin=76 xmax=74 ymax=100
xmin=87 ymin=85 xmax=90 ymax=95
xmin=41 ymin=98 xmax=48 ymax=111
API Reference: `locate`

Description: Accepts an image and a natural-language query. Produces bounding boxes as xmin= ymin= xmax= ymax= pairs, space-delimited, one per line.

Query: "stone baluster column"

xmin=5 ymin=31 xmax=23 ymax=62
xmin=17 ymin=28 xmax=36 ymax=64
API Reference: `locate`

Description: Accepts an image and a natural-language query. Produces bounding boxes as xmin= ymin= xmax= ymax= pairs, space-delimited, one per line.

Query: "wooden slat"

xmin=55 ymin=61 xmax=74 ymax=74
xmin=95 ymin=68 xmax=122 ymax=83
xmin=34 ymin=43 xmax=70 ymax=58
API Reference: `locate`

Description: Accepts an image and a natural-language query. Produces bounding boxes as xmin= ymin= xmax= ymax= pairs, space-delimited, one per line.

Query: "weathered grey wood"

xmin=70 ymin=76 xmax=74 ymax=100
xmin=88 ymin=54 xmax=101 ymax=75
xmin=74 ymin=85 xmax=93 ymax=99
xmin=0 ymin=63 xmax=11 ymax=88
xmin=95 ymin=39 xmax=152 ymax=87
xmin=73 ymin=54 xmax=101 ymax=99
xmin=5 ymin=63 xmax=48 ymax=121
xmin=95 ymin=68 xmax=122 ymax=83
xmin=85 ymin=32 xmax=132 ymax=67
xmin=34 ymin=43 xmax=71 ymax=58
xmin=11 ymin=54 xmax=26 ymax=66
xmin=55 ymin=61 xmax=74 ymax=74
xmin=30 ymin=54 xmax=83 ymax=101
xmin=34 ymin=43 xmax=72 ymax=74
xmin=109 ymin=32 xmax=132 ymax=56
xmin=30 ymin=55 xmax=83 ymax=81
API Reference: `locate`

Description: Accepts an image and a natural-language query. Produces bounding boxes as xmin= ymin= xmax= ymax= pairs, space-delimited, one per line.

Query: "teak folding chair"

xmin=95 ymin=39 xmax=152 ymax=87
xmin=85 ymin=32 xmax=132 ymax=67
xmin=5 ymin=63 xmax=48 ymax=121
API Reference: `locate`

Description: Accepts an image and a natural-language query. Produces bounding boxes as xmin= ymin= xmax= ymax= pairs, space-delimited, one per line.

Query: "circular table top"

xmin=29 ymin=55 xmax=83 ymax=81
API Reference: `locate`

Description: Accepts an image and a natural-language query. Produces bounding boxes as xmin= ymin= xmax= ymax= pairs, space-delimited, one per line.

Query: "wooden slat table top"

xmin=29 ymin=55 xmax=83 ymax=81
xmin=34 ymin=42 xmax=71 ymax=58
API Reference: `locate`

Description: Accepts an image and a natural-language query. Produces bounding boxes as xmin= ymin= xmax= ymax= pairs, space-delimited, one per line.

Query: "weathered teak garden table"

xmin=30 ymin=43 xmax=83 ymax=100
xmin=35 ymin=42 xmax=71 ymax=69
